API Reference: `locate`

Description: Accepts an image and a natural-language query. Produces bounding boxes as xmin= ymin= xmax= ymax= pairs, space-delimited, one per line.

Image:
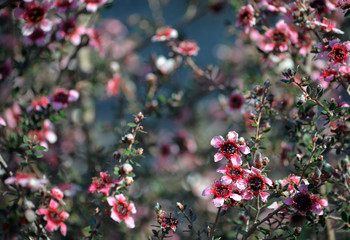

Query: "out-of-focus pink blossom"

xmin=106 ymin=74 xmax=121 ymax=96
xmin=155 ymin=55 xmax=176 ymax=75
xmin=5 ymin=172 xmax=48 ymax=191
xmin=260 ymin=0 xmax=288 ymax=13
xmin=28 ymin=119 xmax=57 ymax=148
xmin=24 ymin=27 xmax=47 ymax=46
xmin=27 ymin=96 xmax=49 ymax=112
xmin=82 ymin=0 xmax=107 ymax=12
xmin=54 ymin=0 xmax=78 ymax=13
xmin=176 ymin=40 xmax=200 ymax=56
xmin=50 ymin=88 xmax=79 ymax=111
xmin=56 ymin=18 xmax=85 ymax=46
xmin=89 ymin=172 xmax=123 ymax=196
xmin=151 ymin=27 xmax=178 ymax=42
xmin=236 ymin=4 xmax=256 ymax=33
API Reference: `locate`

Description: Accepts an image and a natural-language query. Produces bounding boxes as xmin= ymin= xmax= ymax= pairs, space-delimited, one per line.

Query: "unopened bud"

xmin=262 ymin=157 xmax=269 ymax=166
xmin=146 ymin=73 xmax=157 ymax=84
xmin=137 ymin=148 xmax=144 ymax=155
xmin=113 ymin=151 xmax=121 ymax=160
xmin=255 ymin=152 xmax=263 ymax=169
xmin=125 ymin=176 xmax=134 ymax=185
xmin=121 ymin=163 xmax=133 ymax=174
xmin=137 ymin=112 xmax=144 ymax=119
xmin=176 ymin=202 xmax=184 ymax=211
xmin=25 ymin=209 xmax=36 ymax=222
xmin=295 ymin=227 xmax=302 ymax=235
xmin=296 ymin=154 xmax=302 ymax=161
xmin=124 ymin=133 xmax=134 ymax=143
xmin=317 ymin=155 xmax=323 ymax=161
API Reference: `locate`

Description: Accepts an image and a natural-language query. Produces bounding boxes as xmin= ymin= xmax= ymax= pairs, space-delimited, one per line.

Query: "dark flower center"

xmin=116 ymin=203 xmax=128 ymax=216
xmin=229 ymin=95 xmax=244 ymax=109
xmin=54 ymin=92 xmax=69 ymax=103
xmin=221 ymin=142 xmax=237 ymax=155
xmin=48 ymin=209 xmax=63 ymax=224
xmin=229 ymin=167 xmax=241 ymax=178
xmin=29 ymin=28 xmax=44 ymax=40
xmin=294 ymin=193 xmax=312 ymax=212
xmin=26 ymin=6 xmax=45 ymax=23
xmin=249 ymin=176 xmax=264 ymax=192
xmin=62 ymin=21 xmax=76 ymax=35
xmin=240 ymin=11 xmax=252 ymax=25
xmin=214 ymin=185 xmax=231 ymax=197
xmin=310 ymin=0 xmax=326 ymax=13
xmin=57 ymin=0 xmax=74 ymax=7
xmin=273 ymin=31 xmax=286 ymax=44
xmin=332 ymin=46 xmax=347 ymax=62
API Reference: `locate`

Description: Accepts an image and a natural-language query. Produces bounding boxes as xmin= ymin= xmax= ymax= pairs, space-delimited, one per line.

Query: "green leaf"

xmin=34 ymin=145 xmax=47 ymax=151
xmin=342 ymin=211 xmax=348 ymax=222
xmin=128 ymin=122 xmax=137 ymax=127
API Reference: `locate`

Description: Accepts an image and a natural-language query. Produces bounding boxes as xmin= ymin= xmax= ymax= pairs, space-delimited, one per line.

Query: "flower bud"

xmin=113 ymin=151 xmax=121 ymax=160
xmin=25 ymin=209 xmax=36 ymax=222
xmin=137 ymin=112 xmax=144 ymax=119
xmin=51 ymin=188 xmax=64 ymax=200
xmin=146 ymin=73 xmax=157 ymax=84
xmin=255 ymin=152 xmax=263 ymax=169
xmin=124 ymin=133 xmax=134 ymax=143
xmin=125 ymin=176 xmax=134 ymax=185
xmin=176 ymin=202 xmax=184 ymax=211
xmin=296 ymin=154 xmax=302 ymax=161
xmin=137 ymin=148 xmax=144 ymax=155
xmin=262 ymin=157 xmax=269 ymax=166
xmin=121 ymin=163 xmax=133 ymax=174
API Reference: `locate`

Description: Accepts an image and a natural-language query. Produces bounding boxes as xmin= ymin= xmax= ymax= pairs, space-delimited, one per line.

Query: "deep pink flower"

xmin=260 ymin=0 xmax=288 ymax=13
xmin=157 ymin=210 xmax=179 ymax=232
xmin=50 ymin=88 xmax=79 ymax=111
xmin=243 ymin=167 xmax=272 ymax=202
xmin=28 ymin=119 xmax=57 ymax=149
xmin=51 ymin=188 xmax=64 ymax=200
xmin=279 ymin=175 xmax=302 ymax=193
xmin=259 ymin=20 xmax=298 ymax=53
xmin=217 ymin=163 xmax=246 ymax=188
xmin=318 ymin=19 xmax=344 ymax=34
xmin=37 ymin=199 xmax=69 ymax=236
xmin=296 ymin=32 xmax=314 ymax=57
xmin=0 ymin=117 xmax=6 ymax=126
xmin=228 ymin=92 xmax=245 ymax=111
xmin=56 ymin=18 xmax=86 ymax=46
xmin=176 ymin=40 xmax=200 ymax=56
xmin=319 ymin=66 xmax=339 ymax=82
xmin=88 ymin=172 xmax=122 ymax=196
xmin=106 ymin=75 xmax=121 ymax=96
xmin=284 ymin=184 xmax=328 ymax=215
xmin=339 ymin=65 xmax=350 ymax=76
xmin=236 ymin=4 xmax=255 ymax=33
xmin=82 ymin=0 xmax=107 ymax=12
xmin=24 ymin=27 xmax=47 ymax=46
xmin=211 ymin=131 xmax=250 ymax=166
xmin=107 ymin=194 xmax=136 ymax=228
xmin=86 ymin=28 xmax=105 ymax=56
xmin=27 ymin=96 xmax=49 ymax=112
xmin=14 ymin=1 xmax=52 ymax=36
xmin=54 ymin=0 xmax=78 ymax=13
xmin=324 ymin=39 xmax=350 ymax=64
xmin=202 ymin=180 xmax=242 ymax=207
xmin=152 ymin=27 xmax=178 ymax=42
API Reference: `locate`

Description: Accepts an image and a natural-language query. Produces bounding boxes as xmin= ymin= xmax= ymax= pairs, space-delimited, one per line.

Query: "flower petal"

xmin=202 ymin=187 xmax=214 ymax=196
xmin=283 ymin=197 xmax=293 ymax=205
xmin=210 ymin=136 xmax=224 ymax=148
xmin=107 ymin=196 xmax=116 ymax=206
xmin=260 ymin=192 xmax=270 ymax=202
xmin=124 ymin=216 xmax=135 ymax=228
xmin=239 ymin=145 xmax=250 ymax=155
xmin=212 ymin=197 xmax=225 ymax=207
xmin=227 ymin=131 xmax=238 ymax=141
xmin=214 ymin=152 xmax=224 ymax=162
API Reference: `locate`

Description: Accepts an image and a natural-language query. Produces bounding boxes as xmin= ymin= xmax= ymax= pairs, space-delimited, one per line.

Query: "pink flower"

xmin=236 ymin=4 xmax=256 ymax=33
xmin=37 ymin=199 xmax=69 ymax=236
xmin=243 ymin=167 xmax=272 ymax=202
xmin=260 ymin=0 xmax=287 ymax=13
xmin=176 ymin=40 xmax=200 ymax=56
xmin=54 ymin=0 xmax=78 ymax=13
xmin=228 ymin=92 xmax=245 ymax=112
xmin=284 ymin=184 xmax=328 ymax=215
xmin=211 ymin=131 xmax=250 ymax=166
xmin=152 ymin=27 xmax=178 ymax=42
xmin=14 ymin=1 xmax=52 ymax=36
xmin=296 ymin=32 xmax=314 ymax=57
xmin=107 ymin=194 xmax=136 ymax=228
xmin=88 ymin=172 xmax=122 ymax=196
xmin=27 ymin=96 xmax=49 ymax=112
xmin=82 ymin=0 xmax=107 ymax=12
xmin=28 ymin=120 xmax=57 ymax=149
xmin=279 ymin=175 xmax=302 ymax=193
xmin=5 ymin=172 xmax=47 ymax=191
xmin=51 ymin=188 xmax=64 ymax=200
xmin=259 ymin=20 xmax=298 ymax=53
xmin=106 ymin=75 xmax=121 ymax=96
xmin=202 ymin=180 xmax=242 ymax=207
xmin=318 ymin=19 xmax=344 ymax=34
xmin=0 ymin=117 xmax=6 ymax=126
xmin=23 ymin=27 xmax=47 ymax=46
xmin=56 ymin=18 xmax=86 ymax=46
xmin=339 ymin=65 xmax=350 ymax=76
xmin=217 ymin=163 xmax=246 ymax=188
xmin=50 ymin=88 xmax=79 ymax=111
xmin=319 ymin=66 xmax=339 ymax=82
xmin=155 ymin=55 xmax=176 ymax=75
xmin=86 ymin=28 xmax=105 ymax=56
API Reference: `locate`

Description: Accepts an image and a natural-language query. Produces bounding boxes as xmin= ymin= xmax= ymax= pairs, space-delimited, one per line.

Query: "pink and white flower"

xmin=50 ymin=88 xmax=79 ymax=111
xmin=88 ymin=172 xmax=122 ymax=196
xmin=106 ymin=74 xmax=121 ymax=96
xmin=27 ymin=96 xmax=50 ymax=112
xmin=284 ymin=184 xmax=328 ymax=215
xmin=152 ymin=27 xmax=178 ymax=42
xmin=56 ymin=18 xmax=86 ymax=46
xmin=28 ymin=119 xmax=57 ymax=149
xmin=211 ymin=131 xmax=250 ymax=166
xmin=107 ymin=194 xmax=136 ymax=228
xmin=37 ymin=199 xmax=69 ymax=236
xmin=236 ymin=4 xmax=256 ymax=33
xmin=23 ymin=27 xmax=47 ymax=46
xmin=202 ymin=180 xmax=242 ymax=207
xmin=14 ymin=1 xmax=52 ymax=36
xmin=82 ymin=0 xmax=107 ymax=12
xmin=242 ymin=167 xmax=272 ymax=202
xmin=176 ymin=40 xmax=200 ymax=56
xmin=54 ymin=0 xmax=78 ymax=13
xmin=5 ymin=172 xmax=47 ymax=191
